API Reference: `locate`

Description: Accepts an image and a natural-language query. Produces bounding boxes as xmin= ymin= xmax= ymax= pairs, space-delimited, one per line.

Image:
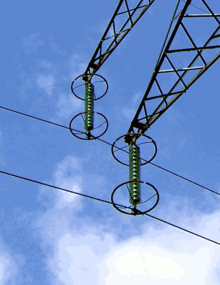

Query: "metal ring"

xmin=69 ymin=111 xmax=108 ymax=140
xmin=71 ymin=73 xmax=108 ymax=101
xmin=111 ymin=133 xmax=157 ymax=166
xmin=111 ymin=180 xmax=159 ymax=216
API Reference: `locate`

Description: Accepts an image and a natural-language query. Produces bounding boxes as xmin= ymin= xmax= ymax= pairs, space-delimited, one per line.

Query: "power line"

xmin=0 ymin=105 xmax=69 ymax=130
xmin=0 ymin=105 xmax=219 ymax=244
xmin=0 ymin=167 xmax=219 ymax=246
xmin=0 ymin=168 xmax=112 ymax=206
xmin=149 ymin=162 xmax=220 ymax=197
xmin=180 ymin=0 xmax=209 ymax=14
xmin=145 ymin=212 xmax=220 ymax=246
xmin=0 ymin=104 xmax=219 ymax=198
xmin=97 ymin=137 xmax=220 ymax=197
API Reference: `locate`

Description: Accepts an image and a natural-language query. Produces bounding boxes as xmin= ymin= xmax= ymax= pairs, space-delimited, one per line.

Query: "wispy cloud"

xmin=34 ymin=155 xmax=220 ymax=284
xmin=98 ymin=231 xmax=217 ymax=284
xmin=37 ymin=155 xmax=83 ymax=213
xmin=52 ymin=155 xmax=83 ymax=210
xmin=22 ymin=32 xmax=44 ymax=55
xmin=119 ymin=92 xmax=142 ymax=122
xmin=0 ymin=241 xmax=18 ymax=283
xmin=55 ymin=94 xmax=82 ymax=120
xmin=36 ymin=74 xmax=55 ymax=96
xmin=38 ymin=210 xmax=220 ymax=284
xmin=69 ymin=55 xmax=87 ymax=80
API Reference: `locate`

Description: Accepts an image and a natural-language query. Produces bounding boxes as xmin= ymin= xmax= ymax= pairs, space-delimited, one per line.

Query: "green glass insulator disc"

xmin=129 ymin=144 xmax=141 ymax=206
xmin=85 ymin=83 xmax=94 ymax=131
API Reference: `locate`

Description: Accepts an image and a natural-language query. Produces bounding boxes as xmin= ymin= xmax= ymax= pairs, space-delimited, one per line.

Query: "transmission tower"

xmin=69 ymin=0 xmax=220 ymax=215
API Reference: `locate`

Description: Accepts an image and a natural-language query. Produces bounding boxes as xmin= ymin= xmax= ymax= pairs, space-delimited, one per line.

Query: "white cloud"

xmin=56 ymin=94 xmax=82 ymax=120
xmin=69 ymin=55 xmax=87 ymax=80
xmin=0 ymin=130 xmax=5 ymax=166
xmin=22 ymin=32 xmax=44 ymax=55
xmin=121 ymin=107 xmax=135 ymax=121
xmin=100 ymin=231 xmax=218 ymax=284
xmin=37 ymin=156 xmax=83 ymax=212
xmin=35 ymin=162 xmax=220 ymax=285
xmin=0 ymin=243 xmax=18 ymax=284
xmin=35 ymin=155 xmax=220 ymax=285
xmin=48 ymin=232 xmax=115 ymax=285
xmin=49 ymin=36 xmax=66 ymax=56
xmin=40 ymin=213 xmax=220 ymax=285
xmin=97 ymin=214 xmax=220 ymax=284
xmin=132 ymin=92 xmax=142 ymax=105
xmin=36 ymin=74 xmax=55 ymax=96
xmin=101 ymin=244 xmax=186 ymax=283
xmin=120 ymin=92 xmax=142 ymax=121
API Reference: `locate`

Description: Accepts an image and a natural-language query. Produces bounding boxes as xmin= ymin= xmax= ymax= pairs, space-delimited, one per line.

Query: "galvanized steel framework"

xmin=84 ymin=0 xmax=155 ymax=76
xmin=84 ymin=0 xmax=220 ymax=134
xmin=128 ymin=0 xmax=220 ymax=134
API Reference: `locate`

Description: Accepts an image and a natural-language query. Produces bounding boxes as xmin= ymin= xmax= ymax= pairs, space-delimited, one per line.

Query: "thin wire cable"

xmin=0 ymin=106 xmax=218 ymax=244
xmin=0 ymin=104 xmax=219 ymax=198
xmin=180 ymin=0 xmax=209 ymax=14
xmin=0 ymin=105 xmax=69 ymax=130
xmin=0 ymin=169 xmax=112 ymax=205
xmin=100 ymin=136 xmax=220 ymax=196
xmin=0 ymin=167 xmax=219 ymax=245
xmin=149 ymin=162 xmax=220 ymax=196
xmin=145 ymin=213 xmax=220 ymax=245
xmin=98 ymin=136 xmax=220 ymax=196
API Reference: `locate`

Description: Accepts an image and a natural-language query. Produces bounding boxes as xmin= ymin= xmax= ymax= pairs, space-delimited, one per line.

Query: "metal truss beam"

xmin=128 ymin=0 xmax=220 ymax=134
xmin=84 ymin=0 xmax=155 ymax=77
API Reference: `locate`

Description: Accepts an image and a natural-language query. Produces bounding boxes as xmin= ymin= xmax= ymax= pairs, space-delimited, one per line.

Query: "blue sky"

xmin=0 ymin=0 xmax=220 ymax=284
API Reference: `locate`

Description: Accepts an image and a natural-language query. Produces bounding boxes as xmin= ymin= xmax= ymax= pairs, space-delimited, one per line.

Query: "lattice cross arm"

xmin=128 ymin=0 xmax=220 ymax=134
xmin=84 ymin=0 xmax=155 ymax=77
